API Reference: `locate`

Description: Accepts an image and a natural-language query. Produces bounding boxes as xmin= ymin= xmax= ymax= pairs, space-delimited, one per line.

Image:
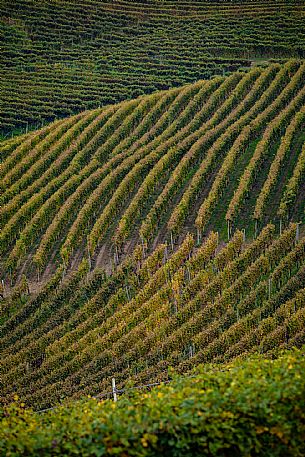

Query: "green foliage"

xmin=2 ymin=0 xmax=305 ymax=135
xmin=1 ymin=61 xmax=305 ymax=280
xmin=1 ymin=349 xmax=305 ymax=456
xmin=1 ymin=224 xmax=305 ymax=411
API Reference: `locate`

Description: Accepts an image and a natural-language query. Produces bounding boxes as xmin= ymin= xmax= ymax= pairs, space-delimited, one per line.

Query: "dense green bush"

xmin=1 ymin=348 xmax=305 ymax=456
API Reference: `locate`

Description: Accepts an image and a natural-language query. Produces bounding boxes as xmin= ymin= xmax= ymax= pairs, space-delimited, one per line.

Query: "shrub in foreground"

xmin=1 ymin=349 xmax=305 ymax=456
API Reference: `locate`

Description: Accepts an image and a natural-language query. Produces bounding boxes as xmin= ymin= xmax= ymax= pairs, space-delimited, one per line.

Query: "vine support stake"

xmin=242 ymin=228 xmax=246 ymax=243
xmin=296 ymin=222 xmax=300 ymax=243
xmin=186 ymin=266 xmax=191 ymax=283
xmin=170 ymin=232 xmax=174 ymax=251
xmin=227 ymin=220 xmax=231 ymax=241
xmin=268 ymin=277 xmax=272 ymax=299
xmin=115 ymin=245 xmax=119 ymax=264
xmin=197 ymin=228 xmax=201 ymax=245
xmin=87 ymin=244 xmax=92 ymax=271
xmin=112 ymin=378 xmax=117 ymax=402
xmin=279 ymin=218 xmax=282 ymax=236
xmin=125 ymin=285 xmax=130 ymax=301
xmin=141 ymin=237 xmax=146 ymax=259
xmin=0 ymin=279 xmax=4 ymax=299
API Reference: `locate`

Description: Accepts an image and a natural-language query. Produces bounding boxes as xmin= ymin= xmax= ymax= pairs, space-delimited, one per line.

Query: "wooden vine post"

xmin=197 ymin=228 xmax=201 ymax=245
xmin=0 ymin=279 xmax=4 ymax=299
xmin=112 ymin=378 xmax=117 ymax=402
xmin=227 ymin=219 xmax=231 ymax=241
xmin=296 ymin=222 xmax=300 ymax=243
xmin=268 ymin=277 xmax=272 ymax=299
xmin=170 ymin=232 xmax=174 ymax=251
xmin=87 ymin=243 xmax=92 ymax=271
xmin=242 ymin=228 xmax=246 ymax=243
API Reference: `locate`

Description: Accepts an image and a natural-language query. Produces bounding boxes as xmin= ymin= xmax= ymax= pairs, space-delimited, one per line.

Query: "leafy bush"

xmin=1 ymin=348 xmax=305 ymax=456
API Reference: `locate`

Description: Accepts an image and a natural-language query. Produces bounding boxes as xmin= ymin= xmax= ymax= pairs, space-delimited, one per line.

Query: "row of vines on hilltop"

xmin=1 ymin=0 xmax=305 ymax=134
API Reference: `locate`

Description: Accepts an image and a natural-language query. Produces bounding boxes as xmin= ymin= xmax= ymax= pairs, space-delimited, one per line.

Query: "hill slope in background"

xmin=1 ymin=0 xmax=305 ymax=136
xmin=0 ymin=61 xmax=304 ymax=286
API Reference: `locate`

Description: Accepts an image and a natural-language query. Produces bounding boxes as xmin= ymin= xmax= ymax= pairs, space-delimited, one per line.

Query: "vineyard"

xmin=1 ymin=0 xmax=305 ymax=136
xmin=1 ymin=2 xmax=305 ymax=452
xmin=1 ymin=222 xmax=305 ymax=410
xmin=0 ymin=61 xmax=304 ymax=285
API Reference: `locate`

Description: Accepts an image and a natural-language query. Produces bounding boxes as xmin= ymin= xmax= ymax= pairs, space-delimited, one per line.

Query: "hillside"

xmin=1 ymin=2 xmax=305 ymax=452
xmin=1 ymin=0 xmax=305 ymax=136
xmin=1 ymin=223 xmax=305 ymax=410
xmin=0 ymin=61 xmax=304 ymax=287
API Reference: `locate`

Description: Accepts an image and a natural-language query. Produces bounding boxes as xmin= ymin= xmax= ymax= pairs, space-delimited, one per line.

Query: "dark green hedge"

xmin=1 ymin=348 xmax=305 ymax=456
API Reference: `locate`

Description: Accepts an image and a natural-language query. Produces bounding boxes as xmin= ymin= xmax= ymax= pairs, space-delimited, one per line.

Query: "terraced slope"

xmin=1 ymin=0 xmax=305 ymax=135
xmin=0 ymin=62 xmax=304 ymax=285
xmin=1 ymin=223 xmax=305 ymax=409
